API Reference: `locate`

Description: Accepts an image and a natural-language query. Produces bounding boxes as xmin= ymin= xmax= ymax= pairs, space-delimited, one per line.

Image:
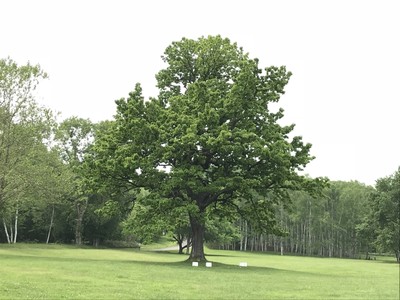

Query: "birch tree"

xmin=0 ymin=57 xmax=53 ymax=242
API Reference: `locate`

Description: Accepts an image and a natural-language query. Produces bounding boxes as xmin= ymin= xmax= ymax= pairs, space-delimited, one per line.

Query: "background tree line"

xmin=210 ymin=181 xmax=373 ymax=258
xmin=1 ymin=48 xmax=398 ymax=262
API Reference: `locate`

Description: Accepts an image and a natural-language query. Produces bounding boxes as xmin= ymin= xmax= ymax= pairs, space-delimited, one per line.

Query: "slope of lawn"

xmin=0 ymin=243 xmax=398 ymax=299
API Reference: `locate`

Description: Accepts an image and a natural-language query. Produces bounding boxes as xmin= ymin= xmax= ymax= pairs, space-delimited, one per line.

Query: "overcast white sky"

xmin=1 ymin=0 xmax=399 ymax=186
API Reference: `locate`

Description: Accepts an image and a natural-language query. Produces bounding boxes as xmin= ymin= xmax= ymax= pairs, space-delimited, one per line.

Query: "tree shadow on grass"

xmin=0 ymin=251 xmax=310 ymax=272
xmin=203 ymin=253 xmax=236 ymax=258
xmin=1 ymin=246 xmax=342 ymax=278
xmin=0 ymin=251 xmax=329 ymax=278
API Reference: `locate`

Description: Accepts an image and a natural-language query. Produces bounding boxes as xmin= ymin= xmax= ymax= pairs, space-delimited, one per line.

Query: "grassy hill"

xmin=0 ymin=243 xmax=398 ymax=299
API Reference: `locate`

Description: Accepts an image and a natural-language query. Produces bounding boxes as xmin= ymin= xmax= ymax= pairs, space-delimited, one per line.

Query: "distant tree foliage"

xmin=363 ymin=168 xmax=400 ymax=262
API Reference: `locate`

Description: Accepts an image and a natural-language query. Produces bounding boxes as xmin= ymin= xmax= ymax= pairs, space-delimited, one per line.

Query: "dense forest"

xmin=1 ymin=45 xmax=399 ymax=262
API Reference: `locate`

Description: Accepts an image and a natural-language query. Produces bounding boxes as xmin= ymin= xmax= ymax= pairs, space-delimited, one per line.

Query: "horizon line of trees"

xmin=1 ymin=52 xmax=398 ymax=262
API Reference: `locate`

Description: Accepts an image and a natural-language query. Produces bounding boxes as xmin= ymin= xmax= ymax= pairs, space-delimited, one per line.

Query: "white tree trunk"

xmin=239 ymin=219 xmax=243 ymax=251
xmin=280 ymin=205 xmax=284 ymax=255
xmin=308 ymin=200 xmax=312 ymax=256
xmin=13 ymin=208 xmax=18 ymax=243
xmin=244 ymin=220 xmax=248 ymax=251
xmin=3 ymin=219 xmax=11 ymax=244
xmin=46 ymin=205 xmax=55 ymax=244
xmin=10 ymin=220 xmax=14 ymax=243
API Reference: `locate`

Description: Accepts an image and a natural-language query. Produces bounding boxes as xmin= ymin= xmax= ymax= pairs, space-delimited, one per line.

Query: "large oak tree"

xmin=91 ymin=36 xmax=323 ymax=261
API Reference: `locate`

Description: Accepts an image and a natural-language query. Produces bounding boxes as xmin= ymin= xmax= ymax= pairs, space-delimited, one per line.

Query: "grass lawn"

xmin=0 ymin=243 xmax=398 ymax=299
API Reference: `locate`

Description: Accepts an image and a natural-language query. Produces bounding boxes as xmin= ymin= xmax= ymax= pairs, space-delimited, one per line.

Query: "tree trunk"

xmin=365 ymin=245 xmax=370 ymax=260
xmin=239 ymin=219 xmax=243 ymax=251
xmin=189 ymin=213 xmax=206 ymax=261
xmin=173 ymin=234 xmax=187 ymax=254
xmin=75 ymin=216 xmax=83 ymax=245
xmin=186 ymin=234 xmax=191 ymax=254
xmin=308 ymin=200 xmax=312 ymax=256
xmin=75 ymin=199 xmax=88 ymax=245
xmin=10 ymin=221 xmax=14 ymax=243
xmin=178 ymin=240 xmax=184 ymax=254
xmin=244 ymin=220 xmax=248 ymax=251
xmin=260 ymin=234 xmax=264 ymax=252
xmin=46 ymin=205 xmax=55 ymax=244
xmin=280 ymin=205 xmax=284 ymax=255
xmin=3 ymin=219 xmax=11 ymax=244
xmin=13 ymin=207 xmax=18 ymax=243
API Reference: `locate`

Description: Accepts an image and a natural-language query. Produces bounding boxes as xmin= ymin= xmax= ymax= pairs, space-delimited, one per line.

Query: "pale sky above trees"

xmin=1 ymin=0 xmax=398 ymax=186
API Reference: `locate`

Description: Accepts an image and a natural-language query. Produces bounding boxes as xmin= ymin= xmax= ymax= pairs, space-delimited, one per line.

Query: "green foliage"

xmin=55 ymin=116 xmax=95 ymax=167
xmin=205 ymin=215 xmax=240 ymax=246
xmin=366 ymin=168 xmax=400 ymax=261
xmin=122 ymin=189 xmax=190 ymax=244
xmin=122 ymin=198 xmax=166 ymax=244
xmin=81 ymin=196 xmax=122 ymax=244
xmin=0 ymin=57 xmax=52 ymax=211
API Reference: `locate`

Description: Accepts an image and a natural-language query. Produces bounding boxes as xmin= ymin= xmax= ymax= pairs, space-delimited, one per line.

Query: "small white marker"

xmin=205 ymin=262 xmax=212 ymax=267
xmin=192 ymin=262 xmax=198 ymax=267
xmin=239 ymin=262 xmax=248 ymax=267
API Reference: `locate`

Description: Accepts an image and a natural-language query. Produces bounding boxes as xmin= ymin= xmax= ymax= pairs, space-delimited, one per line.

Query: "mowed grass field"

xmin=0 ymin=243 xmax=398 ymax=299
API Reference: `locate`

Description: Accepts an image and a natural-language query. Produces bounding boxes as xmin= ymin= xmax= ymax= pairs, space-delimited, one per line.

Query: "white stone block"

xmin=192 ymin=262 xmax=198 ymax=267
xmin=205 ymin=262 xmax=212 ymax=267
xmin=239 ymin=262 xmax=248 ymax=267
